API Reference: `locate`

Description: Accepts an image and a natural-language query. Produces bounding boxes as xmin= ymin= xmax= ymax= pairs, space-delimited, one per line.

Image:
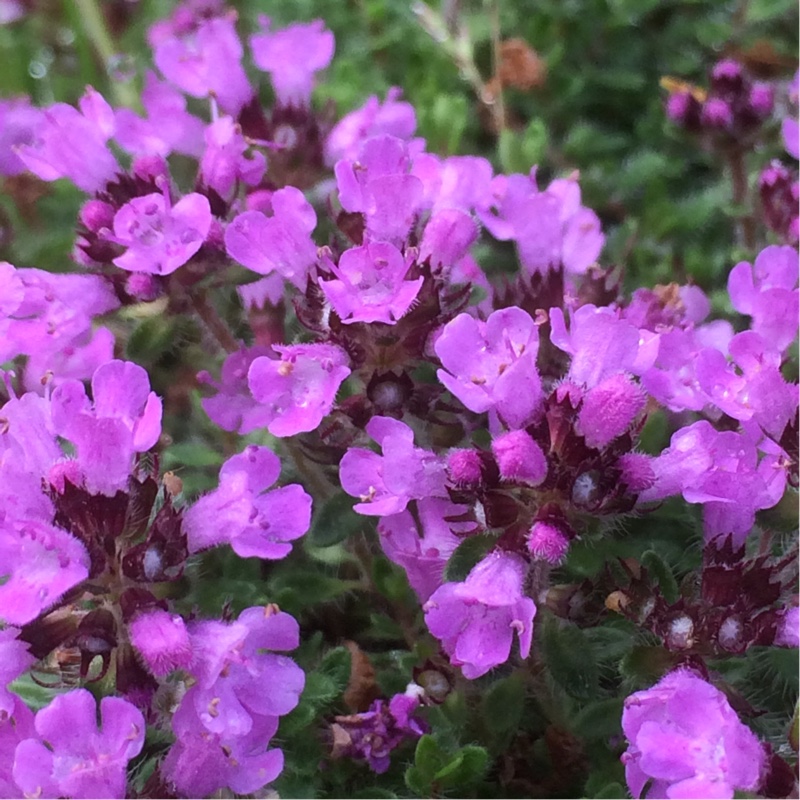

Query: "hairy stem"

xmin=191 ymin=291 xmax=240 ymax=354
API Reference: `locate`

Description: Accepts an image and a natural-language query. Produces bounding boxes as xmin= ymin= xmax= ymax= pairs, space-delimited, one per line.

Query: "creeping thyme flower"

xmin=435 ymin=307 xmax=543 ymax=429
xmin=621 ymin=670 xmax=765 ymax=799
xmin=16 ymin=87 xmax=118 ymax=191
xmin=247 ymin=343 xmax=351 ymax=436
xmin=162 ymin=606 xmax=304 ymax=797
xmin=225 ymin=186 xmax=318 ymax=287
xmin=340 ymin=416 xmax=448 ymax=516
xmin=183 ymin=444 xmax=312 ymax=559
xmin=319 ymin=241 xmax=424 ymax=324
xmin=424 ymin=551 xmax=536 ymax=679
xmin=250 ymin=18 xmax=334 ymax=107
xmin=12 ymin=689 xmax=145 ymax=799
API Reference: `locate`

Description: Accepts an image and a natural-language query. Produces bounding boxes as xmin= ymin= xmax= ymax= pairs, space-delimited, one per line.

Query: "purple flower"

xmin=319 ymin=241 xmax=423 ymax=324
xmin=325 ymin=88 xmax=417 ymax=165
xmin=775 ymin=607 xmax=799 ymax=648
xmin=335 ymin=134 xmax=424 ymax=243
xmin=639 ymin=421 xmax=787 ymax=545
xmin=154 ymin=15 xmax=252 ymax=114
xmin=478 ymin=171 xmax=604 ymax=275
xmin=0 ymin=97 xmax=41 ymax=176
xmin=50 ymin=359 xmax=163 ymax=495
xmin=332 ymin=687 xmax=425 ymax=773
xmin=340 ymin=416 xmax=448 ymax=516
xmin=250 ymin=18 xmax=334 ymax=107
xmin=109 ymin=190 xmax=212 ymax=275
xmin=198 ymin=346 xmax=276 ymax=434
xmin=12 ymin=689 xmax=145 ymax=799
xmin=114 ymin=71 xmax=205 ymax=158
xmin=0 ymin=697 xmax=34 ymax=798
xmin=162 ymin=700 xmax=284 ymax=797
xmin=183 ymin=444 xmax=312 ymax=559
xmin=378 ymin=497 xmax=468 ymax=601
xmin=418 ymin=208 xmax=479 ymax=271
xmin=424 ymin=551 xmax=536 ymax=679
xmin=0 ymin=518 xmax=90 ymax=625
xmin=527 ymin=521 xmax=570 ymax=565
xmin=163 ymin=606 xmax=303 ymax=795
xmin=247 ymin=343 xmax=351 ymax=436
xmin=225 ymin=186 xmax=317 ymax=288
xmin=435 ymin=308 xmax=543 ymax=429
xmin=727 ymin=245 xmax=799 ymax=354
xmin=621 ymin=669 xmax=764 ymax=799
xmin=0 ymin=628 xmax=34 ymax=716
xmin=0 ymin=265 xmax=119 ymax=390
xmin=16 ymin=87 xmax=118 ymax=192
xmin=199 ymin=116 xmax=266 ymax=197
xmin=550 ymin=304 xmax=657 ymax=387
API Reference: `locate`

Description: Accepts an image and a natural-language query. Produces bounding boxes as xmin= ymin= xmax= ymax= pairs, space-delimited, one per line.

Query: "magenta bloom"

xmin=320 ymin=241 xmax=423 ymax=324
xmin=577 ymin=373 xmax=646 ymax=448
xmin=435 ymin=308 xmax=543 ymax=429
xmin=162 ymin=700 xmax=284 ymax=797
xmin=198 ymin=346 xmax=276 ymax=434
xmin=183 ymin=445 xmax=312 ymax=559
xmin=491 ymin=429 xmax=548 ymax=485
xmin=621 ymin=670 xmax=764 ymax=799
xmin=200 ymin=116 xmax=266 ymax=197
xmin=478 ymin=171 xmax=604 ymax=275
xmin=340 ymin=417 xmax=448 ymax=516
xmin=424 ymin=551 xmax=536 ymax=679
xmin=247 ymin=343 xmax=351 ymax=436
xmin=114 ymin=71 xmax=205 ymax=158
xmin=0 ymin=97 xmax=41 ymax=176
xmin=377 ymin=497 xmax=467 ymax=601
xmin=12 ymin=689 xmax=145 ymax=799
xmin=0 ymin=265 xmax=119 ymax=390
xmin=727 ymin=245 xmax=799 ymax=354
xmin=16 ymin=88 xmax=118 ymax=192
xmin=50 ymin=360 xmax=163 ymax=495
xmin=0 ymin=628 xmax=34 ymax=716
xmin=550 ymin=304 xmax=655 ymax=387
xmin=335 ymin=134 xmax=424 ymax=243
xmin=325 ymin=88 xmax=417 ymax=164
xmin=110 ymin=191 xmax=212 ymax=275
xmin=251 ymin=18 xmax=334 ymax=106
xmin=163 ymin=606 xmax=303 ymax=796
xmin=225 ymin=186 xmax=317 ymax=288
xmin=0 ymin=518 xmax=90 ymax=626
xmin=154 ymin=15 xmax=252 ymax=114
xmin=0 ymin=697 xmax=34 ymax=798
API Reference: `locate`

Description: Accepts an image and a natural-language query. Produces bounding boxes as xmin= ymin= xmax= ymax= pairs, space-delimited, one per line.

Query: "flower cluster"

xmin=0 ymin=1 xmax=796 ymax=797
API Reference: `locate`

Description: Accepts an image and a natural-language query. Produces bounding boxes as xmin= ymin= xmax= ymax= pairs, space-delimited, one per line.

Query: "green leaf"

xmin=436 ymin=745 xmax=489 ymax=790
xmin=482 ymin=673 xmax=526 ymax=740
xmin=541 ymin=617 xmax=600 ymax=700
xmin=318 ymin=646 xmax=352 ymax=692
xmin=641 ymin=550 xmax=679 ymax=604
xmin=405 ymin=765 xmax=429 ymax=797
xmin=308 ymin=492 xmax=365 ymax=548
xmin=414 ymin=734 xmax=447 ymax=779
xmin=572 ymin=697 xmax=624 ymax=741
xmin=443 ymin=533 xmax=495 ymax=582
xmin=592 ymin=781 xmax=627 ymax=799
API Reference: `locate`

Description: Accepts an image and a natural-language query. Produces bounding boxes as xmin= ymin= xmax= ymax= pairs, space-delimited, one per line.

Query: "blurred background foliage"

xmin=0 ymin=2 xmax=797 ymax=797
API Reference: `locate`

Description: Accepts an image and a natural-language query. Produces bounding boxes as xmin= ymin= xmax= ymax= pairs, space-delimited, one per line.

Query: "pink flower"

xmin=250 ymin=18 xmax=334 ymax=107
xmin=621 ymin=670 xmax=764 ymax=799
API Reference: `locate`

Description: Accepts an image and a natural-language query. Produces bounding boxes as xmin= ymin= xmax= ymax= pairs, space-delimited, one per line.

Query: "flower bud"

xmin=491 ymin=429 xmax=547 ymax=486
xmin=446 ymin=448 xmax=484 ymax=488
xmin=527 ymin=520 xmax=570 ymax=565
xmin=701 ymin=97 xmax=733 ymax=129
xmin=129 ymin=609 xmax=192 ymax=677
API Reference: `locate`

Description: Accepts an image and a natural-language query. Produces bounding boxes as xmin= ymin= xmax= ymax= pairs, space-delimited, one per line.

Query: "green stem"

xmin=69 ymin=0 xmax=140 ymax=109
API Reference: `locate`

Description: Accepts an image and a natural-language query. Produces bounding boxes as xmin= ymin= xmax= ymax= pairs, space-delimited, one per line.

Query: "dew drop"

xmin=107 ymin=53 xmax=136 ymax=83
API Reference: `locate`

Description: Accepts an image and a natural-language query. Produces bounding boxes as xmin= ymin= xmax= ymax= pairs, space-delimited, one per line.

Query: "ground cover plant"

xmin=0 ymin=0 xmax=798 ymax=797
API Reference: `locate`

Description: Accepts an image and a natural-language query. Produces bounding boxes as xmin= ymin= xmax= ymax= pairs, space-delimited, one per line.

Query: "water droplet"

xmin=56 ymin=27 xmax=76 ymax=46
xmin=28 ymin=61 xmax=47 ymax=80
xmin=107 ymin=53 xmax=136 ymax=83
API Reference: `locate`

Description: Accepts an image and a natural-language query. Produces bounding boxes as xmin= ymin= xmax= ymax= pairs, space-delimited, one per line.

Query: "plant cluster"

xmin=0 ymin=1 xmax=797 ymax=798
